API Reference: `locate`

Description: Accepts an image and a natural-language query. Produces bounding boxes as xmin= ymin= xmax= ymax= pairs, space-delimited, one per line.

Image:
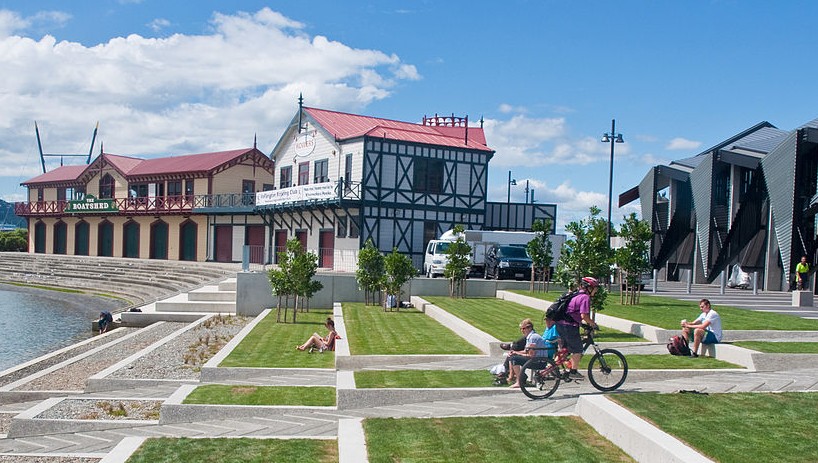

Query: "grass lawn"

xmin=355 ymin=370 xmax=494 ymax=388
xmin=364 ymin=416 xmax=634 ymax=463
xmin=515 ymin=290 xmax=818 ymax=331
xmin=612 ymin=391 xmax=818 ymax=463
xmin=219 ymin=309 xmax=335 ymax=368
xmin=423 ymin=296 xmax=646 ymax=343
xmin=126 ymin=437 xmax=337 ymax=463
xmin=183 ymin=385 xmax=336 ymax=406
xmin=604 ymin=354 xmax=739 ymax=369
xmin=343 ymin=303 xmax=481 ymax=355
xmin=733 ymin=341 xmax=818 ymax=353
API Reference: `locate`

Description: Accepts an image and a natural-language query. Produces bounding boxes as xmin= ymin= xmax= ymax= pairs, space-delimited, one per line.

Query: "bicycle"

xmin=519 ymin=324 xmax=628 ymax=400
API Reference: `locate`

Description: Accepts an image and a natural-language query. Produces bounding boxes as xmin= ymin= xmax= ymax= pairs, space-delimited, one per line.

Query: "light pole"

xmin=507 ymin=170 xmax=516 ymax=229
xmin=601 ymin=119 xmax=624 ymax=250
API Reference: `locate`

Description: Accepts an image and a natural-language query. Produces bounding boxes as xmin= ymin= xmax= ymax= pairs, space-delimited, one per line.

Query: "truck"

xmin=423 ymin=229 xmax=565 ymax=278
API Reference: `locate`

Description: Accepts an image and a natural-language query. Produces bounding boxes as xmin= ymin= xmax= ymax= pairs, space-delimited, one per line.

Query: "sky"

xmin=2 ymin=1 xmax=818 ymax=233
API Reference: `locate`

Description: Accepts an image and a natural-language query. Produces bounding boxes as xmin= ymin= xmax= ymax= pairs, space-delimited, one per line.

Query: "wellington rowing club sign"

xmin=66 ymin=195 xmax=119 ymax=213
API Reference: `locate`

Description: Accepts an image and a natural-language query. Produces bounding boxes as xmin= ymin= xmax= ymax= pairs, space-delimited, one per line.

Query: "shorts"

xmin=702 ymin=331 xmax=719 ymax=344
xmin=509 ymin=354 xmax=530 ymax=366
xmin=556 ymin=323 xmax=583 ymax=353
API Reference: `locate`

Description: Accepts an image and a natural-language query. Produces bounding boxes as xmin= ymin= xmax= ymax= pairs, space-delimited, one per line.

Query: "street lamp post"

xmin=601 ymin=119 xmax=624 ymax=250
xmin=507 ymin=170 xmax=516 ymax=229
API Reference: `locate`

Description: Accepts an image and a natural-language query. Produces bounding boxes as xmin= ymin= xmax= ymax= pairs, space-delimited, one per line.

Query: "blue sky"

xmin=2 ymin=1 xmax=818 ymax=233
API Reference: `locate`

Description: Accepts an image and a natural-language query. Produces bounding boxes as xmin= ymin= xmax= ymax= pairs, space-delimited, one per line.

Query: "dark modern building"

xmin=621 ymin=117 xmax=818 ymax=291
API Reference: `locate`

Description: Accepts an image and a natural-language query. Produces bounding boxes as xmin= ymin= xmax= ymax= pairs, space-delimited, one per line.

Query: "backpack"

xmin=667 ymin=335 xmax=691 ymax=356
xmin=545 ymin=290 xmax=579 ymax=323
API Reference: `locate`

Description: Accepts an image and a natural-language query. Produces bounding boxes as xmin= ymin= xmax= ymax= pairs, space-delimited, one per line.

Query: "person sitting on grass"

xmin=296 ymin=318 xmax=340 ymax=353
xmin=680 ymin=298 xmax=722 ymax=358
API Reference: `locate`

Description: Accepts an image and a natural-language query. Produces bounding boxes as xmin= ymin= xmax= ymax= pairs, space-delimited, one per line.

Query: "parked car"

xmin=483 ymin=244 xmax=533 ymax=280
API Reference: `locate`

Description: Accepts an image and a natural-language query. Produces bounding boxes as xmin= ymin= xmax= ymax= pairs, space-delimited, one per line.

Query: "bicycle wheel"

xmin=587 ymin=348 xmax=628 ymax=392
xmin=519 ymin=357 xmax=561 ymax=399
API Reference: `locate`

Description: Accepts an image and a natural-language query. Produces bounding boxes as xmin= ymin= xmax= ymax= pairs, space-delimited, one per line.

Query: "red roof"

xmin=128 ymin=148 xmax=255 ymax=176
xmin=304 ymin=107 xmax=493 ymax=152
xmin=22 ymin=165 xmax=87 ymax=185
xmin=22 ymin=148 xmax=264 ymax=186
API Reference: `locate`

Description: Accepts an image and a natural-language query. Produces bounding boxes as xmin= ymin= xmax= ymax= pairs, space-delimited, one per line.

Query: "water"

xmin=0 ymin=285 xmax=122 ymax=371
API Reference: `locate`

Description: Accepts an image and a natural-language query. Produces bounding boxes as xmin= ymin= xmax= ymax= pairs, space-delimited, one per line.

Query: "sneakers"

xmin=689 ymin=351 xmax=699 ymax=358
xmin=567 ymin=369 xmax=584 ymax=379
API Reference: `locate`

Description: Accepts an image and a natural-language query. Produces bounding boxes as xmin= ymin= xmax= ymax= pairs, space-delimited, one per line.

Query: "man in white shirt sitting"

xmin=681 ymin=298 xmax=723 ymax=358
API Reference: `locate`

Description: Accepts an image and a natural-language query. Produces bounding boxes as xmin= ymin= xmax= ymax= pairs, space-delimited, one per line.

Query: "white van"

xmin=423 ymin=240 xmax=451 ymax=278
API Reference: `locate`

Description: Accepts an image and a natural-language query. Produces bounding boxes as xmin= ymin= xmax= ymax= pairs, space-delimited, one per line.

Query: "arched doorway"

xmin=98 ymin=220 xmax=114 ymax=257
xmin=53 ymin=221 xmax=67 ymax=254
xmin=34 ymin=221 xmax=46 ymax=253
xmin=179 ymin=220 xmax=197 ymax=261
xmin=75 ymin=221 xmax=89 ymax=256
xmin=123 ymin=220 xmax=140 ymax=258
xmin=150 ymin=219 xmax=168 ymax=259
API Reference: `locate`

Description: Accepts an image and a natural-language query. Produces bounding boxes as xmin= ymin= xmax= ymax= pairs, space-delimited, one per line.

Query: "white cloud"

xmin=484 ymin=114 xmax=632 ymax=167
xmin=0 ymin=7 xmax=420 ymax=188
xmin=147 ymin=18 xmax=171 ymax=32
xmin=0 ymin=10 xmax=29 ymax=37
xmin=666 ymin=137 xmax=701 ymax=151
xmin=641 ymin=153 xmax=671 ymax=166
xmin=498 ymin=103 xmax=526 ymax=114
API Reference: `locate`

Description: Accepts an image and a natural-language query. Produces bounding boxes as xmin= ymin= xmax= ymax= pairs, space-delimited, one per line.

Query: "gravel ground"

xmin=0 ymin=413 xmax=12 ymax=434
xmin=0 ymin=457 xmax=100 ymax=463
xmin=109 ymin=315 xmax=250 ymax=380
xmin=18 ymin=323 xmax=185 ymax=391
xmin=36 ymin=399 xmax=162 ymax=421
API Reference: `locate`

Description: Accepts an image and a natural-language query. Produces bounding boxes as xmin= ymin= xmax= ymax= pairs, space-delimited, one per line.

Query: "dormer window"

xmin=99 ymin=174 xmax=115 ymax=199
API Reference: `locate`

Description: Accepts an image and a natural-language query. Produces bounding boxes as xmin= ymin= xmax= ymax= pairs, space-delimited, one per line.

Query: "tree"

xmin=268 ymin=240 xmax=295 ymax=323
xmin=444 ymin=225 xmax=471 ymax=298
xmin=527 ymin=219 xmax=553 ymax=292
xmin=382 ymin=248 xmax=416 ymax=311
xmin=615 ymin=213 xmax=652 ymax=305
xmin=0 ymin=229 xmax=27 ymax=252
xmin=290 ymin=243 xmax=323 ymax=322
xmin=554 ymin=206 xmax=612 ymax=314
xmin=268 ymin=238 xmax=322 ymax=323
xmin=356 ymin=239 xmax=384 ymax=305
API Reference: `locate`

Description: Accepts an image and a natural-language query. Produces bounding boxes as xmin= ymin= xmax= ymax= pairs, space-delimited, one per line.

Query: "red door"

xmin=274 ymin=229 xmax=287 ymax=264
xmin=295 ymin=230 xmax=307 ymax=251
xmin=319 ymin=230 xmax=334 ymax=268
xmin=246 ymin=225 xmax=264 ymax=264
xmin=215 ymin=225 xmax=233 ymax=262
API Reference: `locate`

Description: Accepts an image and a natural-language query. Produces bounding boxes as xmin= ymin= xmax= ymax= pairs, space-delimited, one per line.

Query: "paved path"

xmin=2 ymin=285 xmax=818 ymax=461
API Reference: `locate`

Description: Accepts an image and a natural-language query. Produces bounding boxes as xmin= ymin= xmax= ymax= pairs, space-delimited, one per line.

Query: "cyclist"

xmin=508 ymin=318 xmax=549 ymax=389
xmin=556 ymin=276 xmax=599 ymax=379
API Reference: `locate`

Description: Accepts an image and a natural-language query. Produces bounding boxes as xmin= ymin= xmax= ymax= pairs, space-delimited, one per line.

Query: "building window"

xmin=414 ymin=158 xmax=444 ymax=193
xmin=349 ymin=216 xmax=359 ymax=238
xmin=168 ymin=181 xmax=182 ymax=197
xmin=280 ymin=166 xmax=292 ymax=189
xmin=314 ymin=159 xmax=329 ymax=183
xmin=714 ymin=171 xmax=730 ymax=206
xmin=739 ymin=168 xmax=754 ymax=200
xmin=184 ymin=179 xmax=194 ymax=198
xmin=298 ymin=162 xmax=310 ymax=186
xmin=130 ymin=183 xmax=149 ymax=198
xmin=263 ymin=183 xmax=274 ymax=191
xmin=336 ymin=216 xmax=347 ymax=238
xmin=37 ymin=188 xmax=43 ymax=202
xmin=242 ymin=180 xmax=255 ymax=205
xmin=344 ymin=153 xmax=353 ymax=193
xmin=57 ymin=188 xmax=66 ymax=202
xmin=99 ymin=174 xmax=115 ymax=199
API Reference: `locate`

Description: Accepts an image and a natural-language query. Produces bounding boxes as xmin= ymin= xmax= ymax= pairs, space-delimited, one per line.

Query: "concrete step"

xmin=154 ymin=294 xmax=236 ymax=313
xmin=219 ymin=278 xmax=237 ymax=291
xmin=188 ymin=286 xmax=237 ymax=302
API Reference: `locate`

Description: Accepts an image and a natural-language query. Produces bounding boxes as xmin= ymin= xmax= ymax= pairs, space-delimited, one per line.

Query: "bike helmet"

xmin=581 ymin=276 xmax=600 ymax=288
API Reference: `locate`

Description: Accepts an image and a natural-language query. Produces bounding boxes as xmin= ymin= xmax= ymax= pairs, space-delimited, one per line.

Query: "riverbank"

xmin=0 ymin=283 xmax=130 ymax=372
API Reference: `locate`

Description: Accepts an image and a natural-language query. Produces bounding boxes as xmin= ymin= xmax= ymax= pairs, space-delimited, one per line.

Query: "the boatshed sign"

xmin=66 ymin=195 xmax=118 ymax=213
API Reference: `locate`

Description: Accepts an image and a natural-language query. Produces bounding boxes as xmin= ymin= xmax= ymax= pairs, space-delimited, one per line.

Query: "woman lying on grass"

xmin=296 ymin=318 xmax=341 ymax=353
